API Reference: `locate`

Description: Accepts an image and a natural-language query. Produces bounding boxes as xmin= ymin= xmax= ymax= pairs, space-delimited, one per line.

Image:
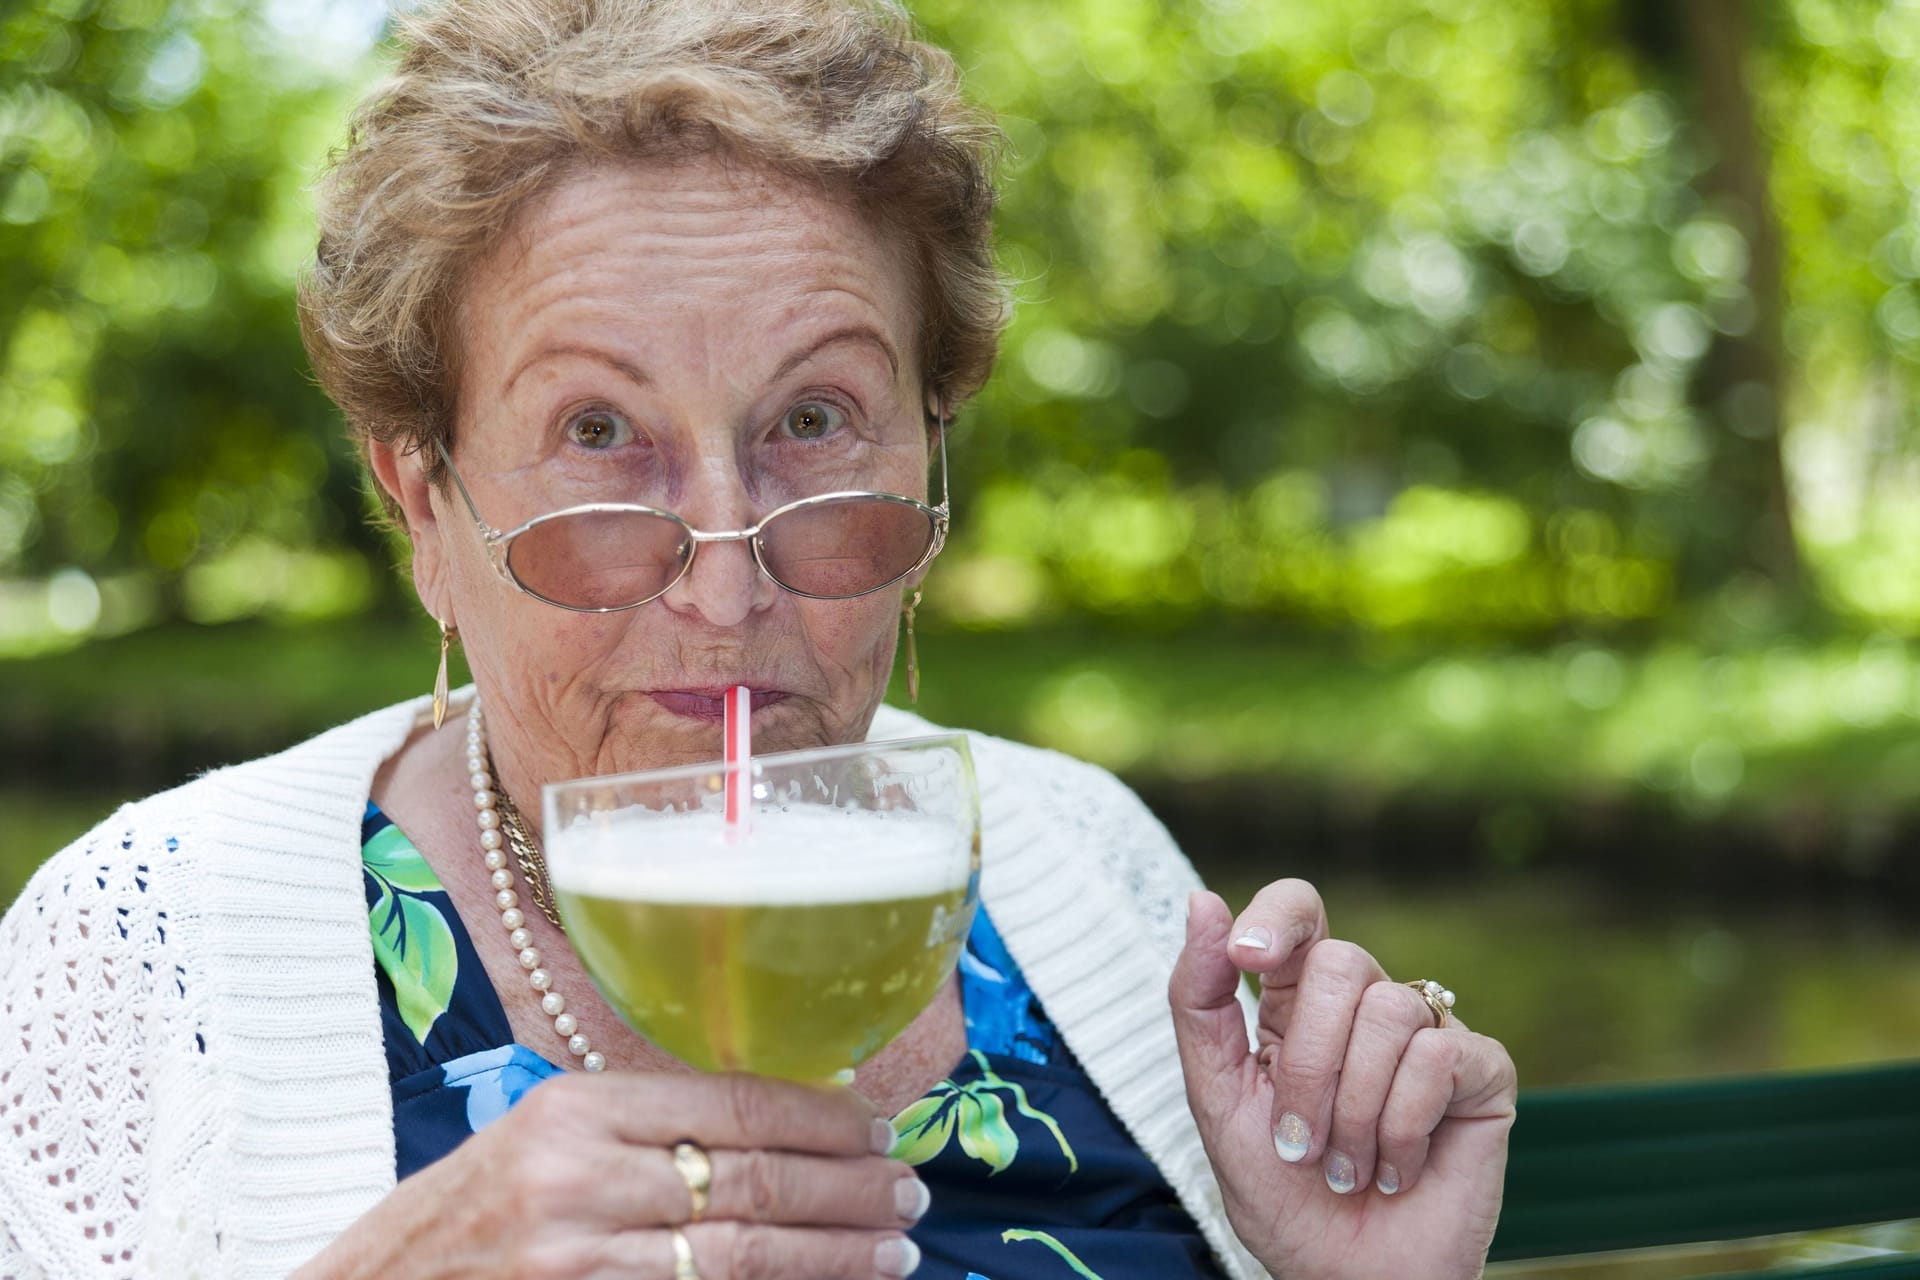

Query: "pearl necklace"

xmin=465 ymin=698 xmax=606 ymax=1073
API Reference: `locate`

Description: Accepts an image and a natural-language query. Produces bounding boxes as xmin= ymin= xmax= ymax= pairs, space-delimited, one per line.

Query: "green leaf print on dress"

xmin=891 ymin=1049 xmax=1078 ymax=1177
xmin=955 ymin=1086 xmax=1016 ymax=1173
xmin=1000 ymin=1229 xmax=1106 ymax=1279
xmin=364 ymin=822 xmax=459 ymax=1045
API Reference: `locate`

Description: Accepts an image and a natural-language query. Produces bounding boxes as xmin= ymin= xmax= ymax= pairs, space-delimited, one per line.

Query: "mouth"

xmin=647 ymin=687 xmax=792 ymax=723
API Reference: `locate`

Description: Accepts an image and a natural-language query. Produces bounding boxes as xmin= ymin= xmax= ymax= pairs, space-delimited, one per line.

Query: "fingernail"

xmin=1273 ymin=1111 xmax=1311 ymax=1163
xmin=872 ymin=1117 xmax=898 ymax=1155
xmin=1231 ymin=926 xmax=1274 ymax=953
xmin=894 ymin=1177 xmax=931 ymax=1221
xmin=875 ymin=1235 xmax=922 ymax=1277
xmin=1377 ymin=1162 xmax=1400 ymax=1195
xmin=1324 ymin=1150 xmax=1356 ymax=1195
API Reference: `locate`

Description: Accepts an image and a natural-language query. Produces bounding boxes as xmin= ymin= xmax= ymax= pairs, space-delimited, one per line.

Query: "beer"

xmin=550 ymin=807 xmax=976 ymax=1080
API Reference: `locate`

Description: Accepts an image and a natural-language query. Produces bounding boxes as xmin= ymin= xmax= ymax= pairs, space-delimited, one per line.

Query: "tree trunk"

xmin=1674 ymin=0 xmax=1803 ymax=602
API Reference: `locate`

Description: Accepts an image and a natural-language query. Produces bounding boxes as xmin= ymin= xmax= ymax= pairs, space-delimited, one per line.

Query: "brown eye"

xmin=784 ymin=400 xmax=846 ymax=441
xmin=568 ymin=408 xmax=632 ymax=450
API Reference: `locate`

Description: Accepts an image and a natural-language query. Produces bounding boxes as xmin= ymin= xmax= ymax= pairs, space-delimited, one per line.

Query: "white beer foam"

xmin=547 ymin=806 xmax=970 ymax=904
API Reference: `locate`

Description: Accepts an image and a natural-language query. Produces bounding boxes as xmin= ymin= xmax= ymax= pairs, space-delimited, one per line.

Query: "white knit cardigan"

xmin=0 ymin=692 xmax=1264 ymax=1279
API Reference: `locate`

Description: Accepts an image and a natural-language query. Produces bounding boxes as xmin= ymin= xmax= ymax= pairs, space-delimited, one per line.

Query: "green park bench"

xmin=1491 ymin=1060 xmax=1920 ymax=1278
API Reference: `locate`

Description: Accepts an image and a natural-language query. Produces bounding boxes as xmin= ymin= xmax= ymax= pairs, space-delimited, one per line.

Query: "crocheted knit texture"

xmin=0 ymin=704 xmax=408 ymax=1280
xmin=0 ymin=695 xmax=1264 ymax=1280
xmin=0 ymin=810 xmax=193 ymax=1278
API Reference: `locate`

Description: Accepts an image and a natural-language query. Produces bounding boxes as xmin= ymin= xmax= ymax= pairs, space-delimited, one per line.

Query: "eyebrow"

xmin=501 ymin=344 xmax=651 ymax=396
xmin=499 ymin=325 xmax=902 ymax=399
xmin=770 ymin=325 xmax=902 ymax=385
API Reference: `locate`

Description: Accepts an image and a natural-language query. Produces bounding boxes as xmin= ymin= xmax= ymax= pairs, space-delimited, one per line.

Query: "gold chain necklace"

xmin=489 ymin=763 xmax=566 ymax=932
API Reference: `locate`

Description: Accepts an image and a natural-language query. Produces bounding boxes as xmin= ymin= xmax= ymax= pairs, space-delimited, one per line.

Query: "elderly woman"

xmin=0 ymin=2 xmax=1516 ymax=1277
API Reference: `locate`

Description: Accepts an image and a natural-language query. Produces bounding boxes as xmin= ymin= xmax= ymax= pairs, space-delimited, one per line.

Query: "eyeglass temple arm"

xmin=433 ymin=438 xmax=498 ymax=537
xmin=933 ymin=410 xmax=951 ymax=515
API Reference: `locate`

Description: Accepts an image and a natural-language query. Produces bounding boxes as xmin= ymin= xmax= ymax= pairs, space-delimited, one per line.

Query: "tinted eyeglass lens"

xmin=758 ymin=497 xmax=937 ymax=598
xmin=506 ymin=509 xmax=691 ymax=609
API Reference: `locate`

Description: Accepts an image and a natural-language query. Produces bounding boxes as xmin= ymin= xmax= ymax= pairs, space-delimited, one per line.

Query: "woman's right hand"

xmin=294 ymin=1071 xmax=926 ymax=1279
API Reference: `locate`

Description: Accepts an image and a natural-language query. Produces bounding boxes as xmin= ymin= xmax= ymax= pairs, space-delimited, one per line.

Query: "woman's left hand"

xmin=1169 ymin=882 xmax=1518 ymax=1280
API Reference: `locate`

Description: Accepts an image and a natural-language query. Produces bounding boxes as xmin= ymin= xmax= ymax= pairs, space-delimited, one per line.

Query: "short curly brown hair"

xmin=298 ymin=0 xmax=1007 ymax=511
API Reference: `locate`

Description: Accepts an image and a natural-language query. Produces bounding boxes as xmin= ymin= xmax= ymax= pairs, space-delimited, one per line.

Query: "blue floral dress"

xmin=363 ymin=802 xmax=1226 ymax=1279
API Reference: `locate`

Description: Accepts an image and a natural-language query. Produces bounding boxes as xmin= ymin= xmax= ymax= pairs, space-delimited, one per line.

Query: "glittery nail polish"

xmin=1273 ymin=1111 xmax=1310 ymax=1163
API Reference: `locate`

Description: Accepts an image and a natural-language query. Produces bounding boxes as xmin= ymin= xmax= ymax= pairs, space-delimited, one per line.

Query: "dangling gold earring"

xmin=432 ymin=618 xmax=454 ymax=729
xmin=902 ymin=588 xmax=923 ymax=705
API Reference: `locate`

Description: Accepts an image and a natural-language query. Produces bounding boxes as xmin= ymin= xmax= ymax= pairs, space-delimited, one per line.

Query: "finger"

xmin=579 ymin=1224 xmax=920 ymax=1280
xmin=685 ymin=1222 xmax=922 ymax=1280
xmin=1268 ymin=939 xmax=1387 ymax=1168
xmin=533 ymin=1072 xmax=890 ymax=1157
xmin=695 ymin=1152 xmax=927 ymax=1229
xmin=1375 ymin=1027 xmax=1517 ymax=1197
xmin=1225 ymin=879 xmax=1330 ymax=1035
xmin=1169 ymin=890 xmax=1259 ymax=1126
xmin=1320 ymin=980 xmax=1433 ymax=1196
xmin=580 ymin=1146 xmax=926 ymax=1230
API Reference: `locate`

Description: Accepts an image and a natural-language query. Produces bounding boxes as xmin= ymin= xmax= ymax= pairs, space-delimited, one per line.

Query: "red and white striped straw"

xmin=723 ymin=684 xmax=752 ymax=833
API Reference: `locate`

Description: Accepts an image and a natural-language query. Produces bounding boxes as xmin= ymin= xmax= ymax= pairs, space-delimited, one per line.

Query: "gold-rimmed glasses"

xmin=433 ymin=424 xmax=949 ymax=612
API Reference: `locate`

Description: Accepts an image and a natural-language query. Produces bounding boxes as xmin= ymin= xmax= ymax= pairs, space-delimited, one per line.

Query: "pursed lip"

xmin=647 ymin=687 xmax=792 ymax=722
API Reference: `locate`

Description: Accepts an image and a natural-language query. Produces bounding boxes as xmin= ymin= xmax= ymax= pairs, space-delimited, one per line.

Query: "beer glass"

xmin=542 ymin=735 xmax=979 ymax=1081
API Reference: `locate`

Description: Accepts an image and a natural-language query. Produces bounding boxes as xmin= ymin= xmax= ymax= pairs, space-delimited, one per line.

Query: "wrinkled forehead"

xmin=452 ymin=156 xmax=923 ymax=410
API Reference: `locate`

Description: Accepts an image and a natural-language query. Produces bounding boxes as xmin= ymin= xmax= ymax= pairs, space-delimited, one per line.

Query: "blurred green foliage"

xmin=0 ymin=0 xmax=389 ymax=650
xmin=910 ymin=0 xmax=1920 ymax=636
xmin=4 ymin=0 xmax=1920 ymax=648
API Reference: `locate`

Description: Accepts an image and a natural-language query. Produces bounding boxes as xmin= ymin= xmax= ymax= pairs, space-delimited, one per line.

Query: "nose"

xmin=657 ymin=453 xmax=780 ymax=627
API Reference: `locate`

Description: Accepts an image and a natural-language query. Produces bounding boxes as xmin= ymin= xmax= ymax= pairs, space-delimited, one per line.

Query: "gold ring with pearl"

xmin=1405 ymin=978 xmax=1456 ymax=1028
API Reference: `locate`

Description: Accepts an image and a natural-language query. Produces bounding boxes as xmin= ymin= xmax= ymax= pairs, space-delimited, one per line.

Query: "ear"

xmin=368 ymin=434 xmax=454 ymax=624
xmin=923 ymin=387 xmax=947 ymax=447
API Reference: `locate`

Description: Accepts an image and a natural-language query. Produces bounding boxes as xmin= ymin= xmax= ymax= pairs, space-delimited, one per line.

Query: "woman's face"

xmin=384 ymin=157 xmax=931 ymax=793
